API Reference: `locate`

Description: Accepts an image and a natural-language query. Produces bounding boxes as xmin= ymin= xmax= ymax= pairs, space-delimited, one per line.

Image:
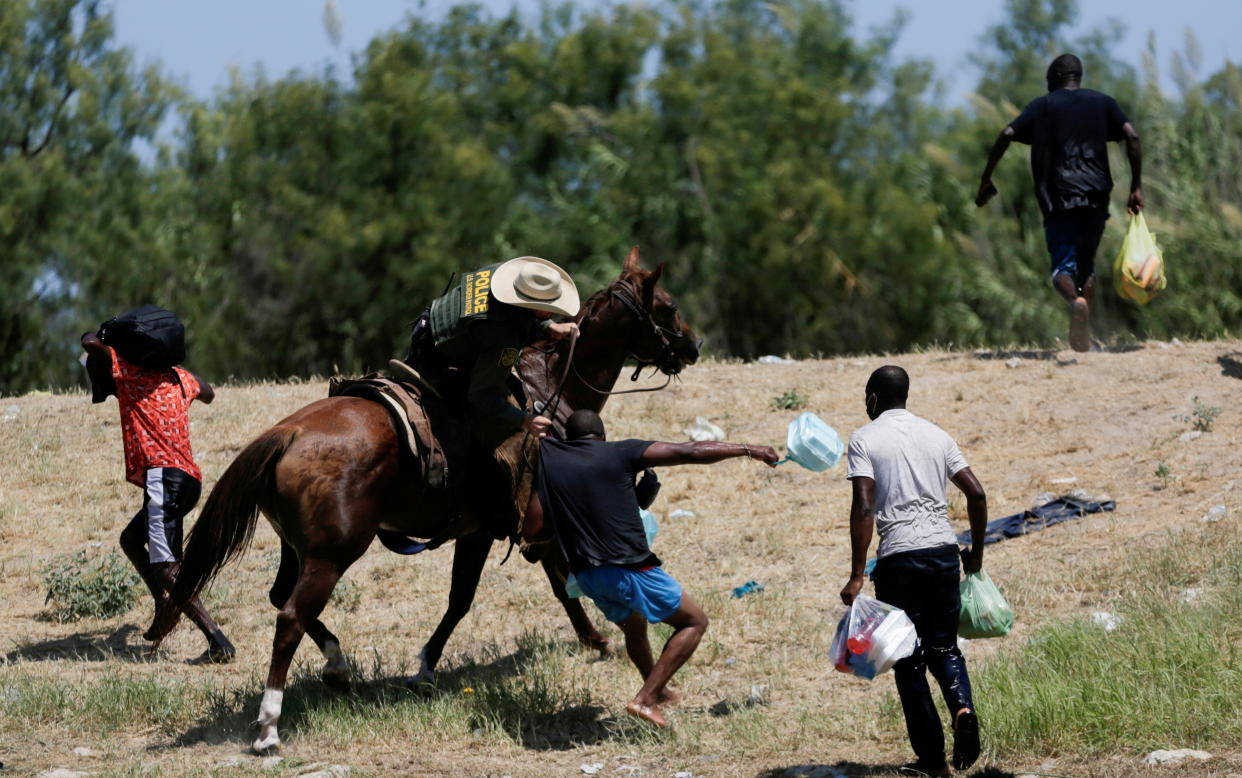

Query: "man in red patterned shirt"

xmin=82 ymin=331 xmax=235 ymax=663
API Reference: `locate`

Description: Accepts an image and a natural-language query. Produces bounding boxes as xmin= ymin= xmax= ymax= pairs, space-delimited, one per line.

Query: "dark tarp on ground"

xmin=958 ymin=496 xmax=1116 ymax=547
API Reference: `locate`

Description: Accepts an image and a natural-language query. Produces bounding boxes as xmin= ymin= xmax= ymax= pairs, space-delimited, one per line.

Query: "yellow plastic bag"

xmin=1113 ymin=212 xmax=1166 ymax=305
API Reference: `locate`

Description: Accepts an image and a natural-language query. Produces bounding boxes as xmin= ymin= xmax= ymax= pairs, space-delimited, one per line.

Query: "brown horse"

xmin=150 ymin=248 xmax=700 ymax=753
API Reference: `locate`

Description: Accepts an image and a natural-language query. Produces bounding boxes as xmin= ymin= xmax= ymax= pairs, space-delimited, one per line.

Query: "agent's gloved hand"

xmin=635 ymin=467 xmax=661 ymax=509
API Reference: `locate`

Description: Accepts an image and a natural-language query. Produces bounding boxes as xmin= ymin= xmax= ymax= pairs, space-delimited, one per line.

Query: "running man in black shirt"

xmin=975 ymin=53 xmax=1143 ymax=351
xmin=524 ymin=410 xmax=778 ymax=727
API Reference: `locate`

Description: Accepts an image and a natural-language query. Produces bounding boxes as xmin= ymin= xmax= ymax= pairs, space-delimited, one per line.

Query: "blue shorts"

xmin=573 ymin=566 xmax=684 ymax=624
xmin=1044 ymin=208 xmax=1108 ymax=288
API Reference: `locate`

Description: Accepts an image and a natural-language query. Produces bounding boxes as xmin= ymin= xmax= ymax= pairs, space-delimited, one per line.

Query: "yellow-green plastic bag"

xmin=1113 ymin=212 xmax=1166 ymax=305
xmin=959 ymin=570 xmax=1014 ymax=639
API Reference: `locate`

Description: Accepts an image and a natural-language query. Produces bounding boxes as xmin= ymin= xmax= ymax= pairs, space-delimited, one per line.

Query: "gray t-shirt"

xmin=846 ymin=409 xmax=967 ymax=558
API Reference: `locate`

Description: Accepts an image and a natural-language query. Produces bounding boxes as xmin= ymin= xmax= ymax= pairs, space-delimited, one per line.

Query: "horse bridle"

xmin=567 ymin=281 xmax=684 ymax=397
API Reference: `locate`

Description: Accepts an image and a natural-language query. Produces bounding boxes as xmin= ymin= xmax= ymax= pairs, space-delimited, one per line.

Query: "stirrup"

xmin=387 ymin=359 xmax=443 ymax=400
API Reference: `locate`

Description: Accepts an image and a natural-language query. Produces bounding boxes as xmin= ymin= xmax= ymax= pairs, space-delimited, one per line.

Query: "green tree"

xmin=0 ymin=0 xmax=174 ymax=394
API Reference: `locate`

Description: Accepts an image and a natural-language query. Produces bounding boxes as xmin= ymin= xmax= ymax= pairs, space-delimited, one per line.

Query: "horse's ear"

xmin=641 ymin=262 xmax=665 ymax=309
xmin=622 ymin=246 xmax=642 ymax=277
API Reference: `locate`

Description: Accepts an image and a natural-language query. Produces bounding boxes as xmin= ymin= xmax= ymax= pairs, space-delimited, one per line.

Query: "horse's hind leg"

xmin=412 ymin=531 xmax=493 ymax=685
xmin=541 ymin=545 xmax=614 ymax=656
xmin=270 ymin=542 xmax=350 ymax=690
xmin=255 ymin=555 xmax=344 ymax=753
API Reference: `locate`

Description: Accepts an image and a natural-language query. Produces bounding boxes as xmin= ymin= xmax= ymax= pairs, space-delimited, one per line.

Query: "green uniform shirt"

xmin=429 ymin=267 xmax=552 ymax=433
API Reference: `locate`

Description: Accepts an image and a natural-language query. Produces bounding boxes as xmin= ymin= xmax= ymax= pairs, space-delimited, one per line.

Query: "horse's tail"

xmin=152 ymin=425 xmax=297 ymax=639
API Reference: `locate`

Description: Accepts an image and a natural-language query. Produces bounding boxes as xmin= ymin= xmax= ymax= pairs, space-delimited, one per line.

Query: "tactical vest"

xmin=429 ymin=263 xmax=504 ymax=349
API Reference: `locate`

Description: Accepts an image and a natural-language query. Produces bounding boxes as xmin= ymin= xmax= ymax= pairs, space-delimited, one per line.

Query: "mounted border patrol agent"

xmin=400 ymin=256 xmax=580 ymax=443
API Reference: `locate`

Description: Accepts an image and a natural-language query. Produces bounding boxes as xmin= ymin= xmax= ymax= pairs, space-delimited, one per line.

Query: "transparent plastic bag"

xmin=829 ymin=594 xmax=918 ymax=680
xmin=782 ymin=412 xmax=844 ymax=472
xmin=1113 ymin=212 xmax=1166 ymax=305
xmin=958 ymin=569 xmax=1014 ymax=639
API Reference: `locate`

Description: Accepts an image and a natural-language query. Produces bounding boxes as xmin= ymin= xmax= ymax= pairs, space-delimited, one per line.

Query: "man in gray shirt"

xmin=840 ymin=366 xmax=989 ymax=776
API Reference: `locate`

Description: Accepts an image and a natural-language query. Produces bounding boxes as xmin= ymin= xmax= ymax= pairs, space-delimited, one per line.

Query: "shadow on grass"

xmin=758 ymin=764 xmax=1014 ymax=777
xmin=1218 ymin=352 xmax=1242 ymax=380
xmin=5 ymin=624 xmax=150 ymax=663
xmin=163 ymin=636 xmax=623 ymax=753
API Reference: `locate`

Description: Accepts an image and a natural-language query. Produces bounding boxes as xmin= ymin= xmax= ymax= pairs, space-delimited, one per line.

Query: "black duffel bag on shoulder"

xmin=98 ymin=304 xmax=186 ymax=369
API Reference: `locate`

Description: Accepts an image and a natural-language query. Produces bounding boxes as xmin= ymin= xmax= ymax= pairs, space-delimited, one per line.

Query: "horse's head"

xmin=607 ymin=247 xmax=701 ymax=375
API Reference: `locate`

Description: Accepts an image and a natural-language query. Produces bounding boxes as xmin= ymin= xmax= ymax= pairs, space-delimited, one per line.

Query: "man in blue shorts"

xmin=975 ymin=53 xmax=1143 ymax=351
xmin=524 ymin=409 xmax=778 ymax=727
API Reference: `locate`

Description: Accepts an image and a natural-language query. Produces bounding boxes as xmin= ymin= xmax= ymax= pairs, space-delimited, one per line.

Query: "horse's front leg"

xmin=412 ymin=531 xmax=493 ymax=685
xmin=540 ymin=544 xmax=615 ymax=657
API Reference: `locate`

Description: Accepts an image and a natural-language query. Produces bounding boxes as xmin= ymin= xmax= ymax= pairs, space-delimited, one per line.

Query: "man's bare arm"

xmin=951 ymin=467 xmax=987 ymax=573
xmin=1123 ymin=121 xmax=1143 ymax=213
xmin=191 ymin=373 xmax=215 ymax=404
xmin=638 ymin=441 xmax=779 ymax=468
xmin=840 ymin=476 xmax=876 ymax=605
xmin=975 ymin=126 xmax=1014 ymax=206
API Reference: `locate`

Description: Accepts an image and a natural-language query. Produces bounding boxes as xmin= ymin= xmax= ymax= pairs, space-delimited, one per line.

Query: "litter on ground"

xmin=731 ymin=581 xmax=765 ymax=598
xmin=1091 ymin=612 xmax=1122 ymax=631
xmin=957 ymin=495 xmax=1115 ymax=546
xmin=1143 ymin=749 xmax=1211 ymax=766
xmin=683 ymin=417 xmax=725 ymax=441
xmin=1201 ymin=505 xmax=1227 ymax=522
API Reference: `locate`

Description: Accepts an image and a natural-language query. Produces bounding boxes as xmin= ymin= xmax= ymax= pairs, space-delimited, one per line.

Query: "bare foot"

xmin=656 ymin=687 xmax=681 ymax=706
xmin=1069 ymin=296 xmax=1090 ymax=352
xmin=626 ymin=700 xmax=667 ymax=727
xmin=584 ymin=636 xmax=616 ymax=659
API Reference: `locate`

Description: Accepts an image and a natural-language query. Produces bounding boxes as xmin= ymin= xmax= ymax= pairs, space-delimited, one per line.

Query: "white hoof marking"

xmin=253 ymin=687 xmax=283 ymax=753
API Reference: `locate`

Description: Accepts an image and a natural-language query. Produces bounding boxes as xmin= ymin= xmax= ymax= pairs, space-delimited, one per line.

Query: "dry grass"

xmin=0 ymin=340 xmax=1240 ymax=777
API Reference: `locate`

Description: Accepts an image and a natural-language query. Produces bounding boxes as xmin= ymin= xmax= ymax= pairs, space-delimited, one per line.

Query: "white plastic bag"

xmin=829 ymin=594 xmax=918 ymax=680
xmin=683 ymin=416 xmax=726 ymax=441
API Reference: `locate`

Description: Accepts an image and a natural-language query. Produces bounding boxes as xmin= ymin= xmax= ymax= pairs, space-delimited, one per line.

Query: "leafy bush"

xmin=1189 ymin=396 xmax=1222 ymax=432
xmin=42 ymin=551 xmax=140 ymax=622
xmin=770 ymin=389 xmax=808 ymax=411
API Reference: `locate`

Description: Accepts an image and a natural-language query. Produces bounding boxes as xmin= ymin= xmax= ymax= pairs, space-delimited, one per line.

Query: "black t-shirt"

xmin=1009 ymin=88 xmax=1129 ymax=216
xmin=537 ymin=438 xmax=657 ymax=572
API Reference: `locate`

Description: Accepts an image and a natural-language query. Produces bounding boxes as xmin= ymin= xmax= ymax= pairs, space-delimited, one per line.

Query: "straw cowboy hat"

xmin=491 ymin=256 xmax=580 ymax=317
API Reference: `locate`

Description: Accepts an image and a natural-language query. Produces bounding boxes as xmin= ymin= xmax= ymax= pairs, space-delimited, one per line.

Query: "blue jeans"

xmin=874 ymin=544 xmax=974 ymax=768
xmin=1044 ymin=207 xmax=1108 ymax=292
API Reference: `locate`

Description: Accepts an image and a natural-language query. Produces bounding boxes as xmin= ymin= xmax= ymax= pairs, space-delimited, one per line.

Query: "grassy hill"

xmin=1 ymin=341 xmax=1240 ymax=777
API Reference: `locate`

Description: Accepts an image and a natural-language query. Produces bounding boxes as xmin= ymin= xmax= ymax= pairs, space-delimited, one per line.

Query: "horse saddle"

xmin=327 ymin=366 xmax=448 ymax=491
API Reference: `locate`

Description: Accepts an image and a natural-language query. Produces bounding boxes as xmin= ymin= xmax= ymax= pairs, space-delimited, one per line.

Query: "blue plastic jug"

xmin=782 ymin=411 xmax=844 ymax=472
xmin=640 ymin=509 xmax=659 ymax=545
